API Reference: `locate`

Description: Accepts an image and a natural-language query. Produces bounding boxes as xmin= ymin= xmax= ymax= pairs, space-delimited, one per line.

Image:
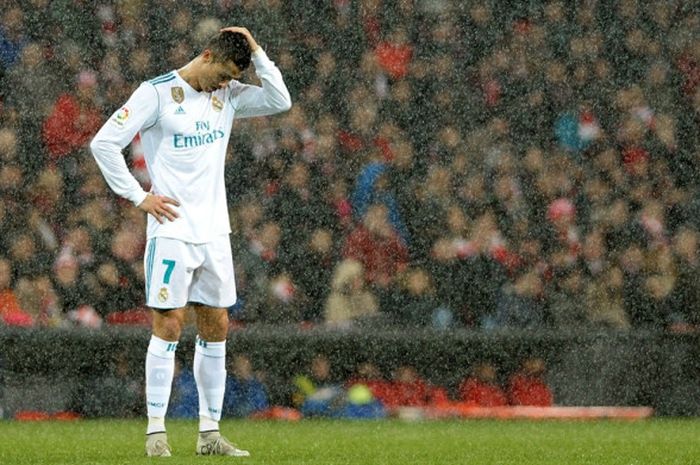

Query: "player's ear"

xmin=202 ymin=49 xmax=213 ymax=62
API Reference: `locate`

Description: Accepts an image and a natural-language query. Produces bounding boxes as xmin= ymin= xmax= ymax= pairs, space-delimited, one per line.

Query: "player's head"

xmin=198 ymin=31 xmax=251 ymax=92
xmin=205 ymin=31 xmax=252 ymax=70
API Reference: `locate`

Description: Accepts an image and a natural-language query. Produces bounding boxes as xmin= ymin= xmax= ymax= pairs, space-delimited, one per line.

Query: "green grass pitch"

xmin=1 ymin=418 xmax=698 ymax=465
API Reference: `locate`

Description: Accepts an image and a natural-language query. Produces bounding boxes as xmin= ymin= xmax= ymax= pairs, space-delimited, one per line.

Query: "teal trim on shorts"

xmin=145 ymin=238 xmax=157 ymax=299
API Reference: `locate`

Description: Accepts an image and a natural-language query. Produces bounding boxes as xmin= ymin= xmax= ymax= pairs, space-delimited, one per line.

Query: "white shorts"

xmin=144 ymin=235 xmax=237 ymax=309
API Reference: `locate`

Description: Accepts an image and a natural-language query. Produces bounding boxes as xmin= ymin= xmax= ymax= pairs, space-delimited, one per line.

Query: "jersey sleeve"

xmin=89 ymin=83 xmax=159 ymax=206
xmin=229 ymin=48 xmax=292 ymax=118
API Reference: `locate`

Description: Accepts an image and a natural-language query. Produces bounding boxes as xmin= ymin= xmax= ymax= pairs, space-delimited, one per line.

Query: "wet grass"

xmin=0 ymin=418 xmax=698 ymax=464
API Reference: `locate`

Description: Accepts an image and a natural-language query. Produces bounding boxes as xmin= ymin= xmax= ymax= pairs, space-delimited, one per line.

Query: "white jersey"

xmin=90 ymin=48 xmax=291 ymax=243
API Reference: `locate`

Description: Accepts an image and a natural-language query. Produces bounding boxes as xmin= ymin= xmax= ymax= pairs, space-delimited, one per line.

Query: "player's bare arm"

xmin=138 ymin=194 xmax=180 ymax=224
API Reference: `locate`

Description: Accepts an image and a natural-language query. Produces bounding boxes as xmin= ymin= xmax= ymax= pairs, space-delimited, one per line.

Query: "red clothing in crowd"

xmin=375 ymin=41 xmax=413 ymax=80
xmin=0 ymin=289 xmax=33 ymax=326
xmin=377 ymin=378 xmax=432 ymax=408
xmin=342 ymin=225 xmax=408 ymax=286
xmin=507 ymin=374 xmax=553 ymax=406
xmin=42 ymin=94 xmax=102 ymax=160
xmin=458 ymin=378 xmax=508 ymax=407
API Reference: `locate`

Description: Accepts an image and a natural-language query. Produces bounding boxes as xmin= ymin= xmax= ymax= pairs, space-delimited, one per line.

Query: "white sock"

xmin=145 ymin=335 xmax=178 ymax=433
xmin=194 ymin=335 xmax=226 ymax=431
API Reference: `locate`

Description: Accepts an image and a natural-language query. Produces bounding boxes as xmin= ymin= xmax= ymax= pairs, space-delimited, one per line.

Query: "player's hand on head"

xmin=220 ymin=26 xmax=259 ymax=53
xmin=138 ymin=194 xmax=180 ymax=224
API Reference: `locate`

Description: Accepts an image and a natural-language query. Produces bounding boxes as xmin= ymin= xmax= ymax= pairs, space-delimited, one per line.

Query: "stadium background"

xmin=0 ymin=0 xmax=699 ymax=419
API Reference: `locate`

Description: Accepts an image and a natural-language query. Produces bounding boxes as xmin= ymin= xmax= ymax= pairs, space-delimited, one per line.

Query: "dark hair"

xmin=206 ymin=31 xmax=251 ymax=71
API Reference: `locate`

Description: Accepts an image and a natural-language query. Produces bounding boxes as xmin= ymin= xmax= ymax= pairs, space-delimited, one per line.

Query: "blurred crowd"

xmin=0 ymin=0 xmax=699 ymax=331
xmin=68 ymin=352 xmax=553 ymax=419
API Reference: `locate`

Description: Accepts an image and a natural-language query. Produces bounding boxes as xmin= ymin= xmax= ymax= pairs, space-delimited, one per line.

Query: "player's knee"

xmin=197 ymin=312 xmax=229 ymax=341
xmin=152 ymin=311 xmax=184 ymax=340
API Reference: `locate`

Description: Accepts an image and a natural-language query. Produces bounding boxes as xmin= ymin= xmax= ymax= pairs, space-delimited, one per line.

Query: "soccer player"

xmin=90 ymin=27 xmax=291 ymax=457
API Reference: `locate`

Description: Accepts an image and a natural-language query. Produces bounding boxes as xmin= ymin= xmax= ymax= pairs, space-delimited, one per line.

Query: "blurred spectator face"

xmin=519 ymin=239 xmax=542 ymax=262
xmin=80 ymin=173 xmax=107 ymax=198
xmin=625 ymin=29 xmax=647 ymax=55
xmin=0 ymin=258 xmax=12 ymax=290
xmin=513 ymin=270 xmax=543 ymax=297
xmin=287 ymin=162 xmax=309 ymax=190
xmin=673 ymin=229 xmax=698 ymax=261
xmin=363 ymin=204 xmax=393 ymax=238
xmin=474 ymin=363 xmax=497 ymax=382
xmin=523 ymin=147 xmax=544 ymax=174
xmin=33 ymin=168 xmax=64 ymax=211
xmin=395 ymin=365 xmax=418 ymax=382
xmin=446 ymin=205 xmax=467 ymax=235
xmin=129 ymin=48 xmax=152 ymax=80
xmin=645 ymin=275 xmax=673 ymax=300
xmin=618 ymin=0 xmax=639 ymax=20
xmin=171 ymin=9 xmax=192 ymax=36
xmin=619 ymin=246 xmax=644 ymax=273
xmin=545 ymin=61 xmax=566 ymax=85
xmin=97 ymin=262 xmax=120 ymax=287
xmin=470 ymin=4 xmax=492 ymax=25
xmin=66 ymin=226 xmax=92 ymax=255
xmin=259 ymin=222 xmax=281 ymax=251
xmin=111 ymin=228 xmax=142 ymax=262
xmin=81 ymin=200 xmax=114 ymax=230
xmin=76 ymin=70 xmax=99 ymax=105
xmin=584 ymin=178 xmax=610 ymax=205
xmin=316 ymin=51 xmax=336 ymax=79
xmin=594 ymin=59 xmax=611 ymax=80
xmin=2 ymin=7 xmax=24 ymax=39
xmin=583 ymin=231 xmax=606 ymax=262
xmin=360 ymin=0 xmax=381 ymax=15
xmin=55 ymin=255 xmax=79 ymax=285
xmin=544 ymin=2 xmax=565 ymax=23
xmin=425 ymin=166 xmax=452 ymax=197
xmin=606 ymin=267 xmax=624 ymax=291
xmin=561 ymin=271 xmax=583 ymax=293
xmin=237 ymin=201 xmax=263 ymax=234
xmin=390 ymin=80 xmax=412 ymax=105
xmin=405 ymin=268 xmax=431 ymax=296
xmin=654 ymin=113 xmax=677 ymax=149
xmin=309 ymin=229 xmax=333 ymax=254
xmin=311 ymin=355 xmax=331 ymax=380
xmin=350 ymin=104 xmax=377 ymax=135
xmin=647 ymin=61 xmax=669 ymax=87
xmin=231 ymin=354 xmax=253 ymax=379
xmin=391 ymin=139 xmax=414 ymax=170
xmin=10 ymin=234 xmax=36 ymax=262
xmin=0 ymin=128 xmax=17 ymax=162
xmin=0 ymin=164 xmax=23 ymax=193
xmin=356 ymin=362 xmax=381 ymax=379
xmin=168 ymin=41 xmax=193 ymax=68
xmin=20 ymin=42 xmax=44 ymax=70
xmin=193 ymin=17 xmax=222 ymax=49
xmin=522 ymin=358 xmax=546 ymax=377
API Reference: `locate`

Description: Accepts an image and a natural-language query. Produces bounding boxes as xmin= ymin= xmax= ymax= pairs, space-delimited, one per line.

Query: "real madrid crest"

xmin=158 ymin=287 xmax=169 ymax=303
xmin=212 ymin=95 xmax=223 ymax=112
xmin=171 ymin=86 xmax=184 ymax=103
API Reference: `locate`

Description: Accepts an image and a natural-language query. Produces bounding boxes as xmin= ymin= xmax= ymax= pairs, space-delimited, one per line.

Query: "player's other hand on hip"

xmin=138 ymin=194 xmax=180 ymax=224
xmin=219 ymin=26 xmax=259 ymax=53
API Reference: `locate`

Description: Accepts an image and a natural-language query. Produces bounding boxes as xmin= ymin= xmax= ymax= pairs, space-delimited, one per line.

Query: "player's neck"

xmin=178 ymin=59 xmax=203 ymax=92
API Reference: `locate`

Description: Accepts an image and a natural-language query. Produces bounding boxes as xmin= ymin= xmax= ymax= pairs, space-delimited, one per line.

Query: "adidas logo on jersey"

xmin=175 ymin=106 xmax=186 ymax=115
